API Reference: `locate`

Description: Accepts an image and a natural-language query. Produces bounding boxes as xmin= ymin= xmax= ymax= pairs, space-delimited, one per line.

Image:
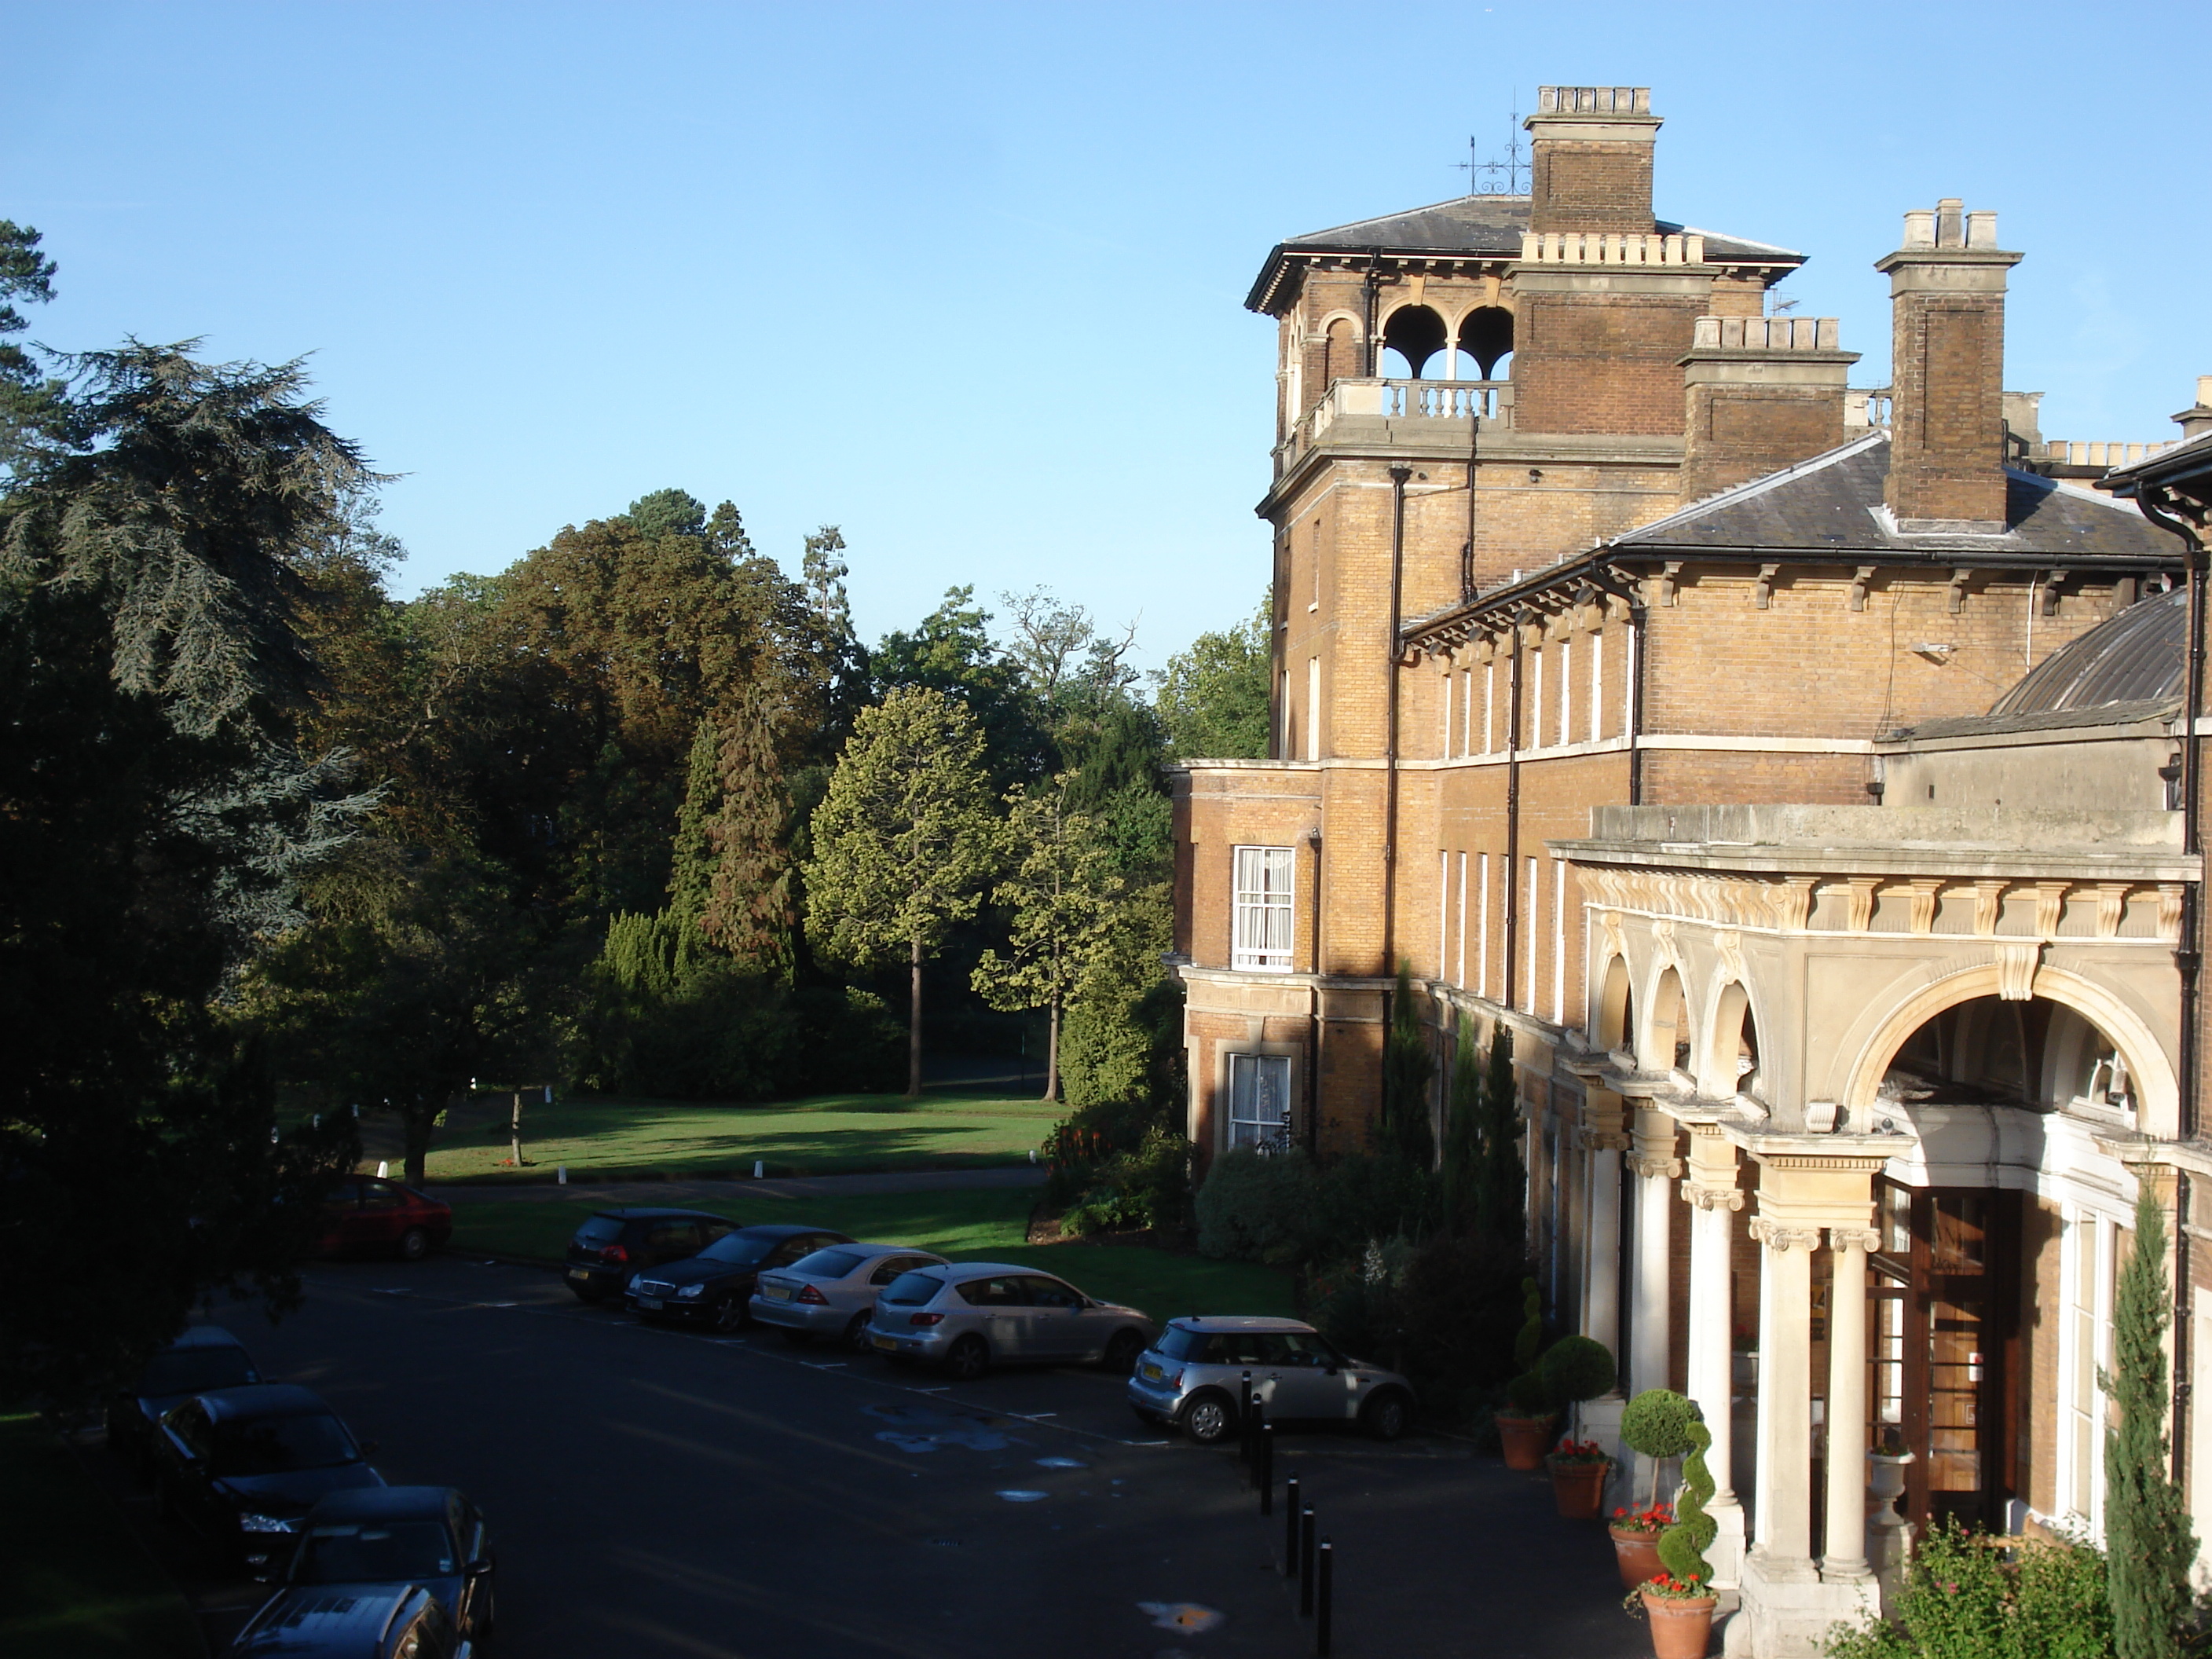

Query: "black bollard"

xmin=1298 ymin=1504 xmax=1316 ymax=1617
xmin=1258 ymin=1420 xmax=1274 ymax=1515
xmin=1316 ymin=1538 xmax=1334 ymax=1656
xmin=1239 ymin=1371 xmax=1254 ymax=1468
xmin=1283 ymin=1475 xmax=1300 ymax=1574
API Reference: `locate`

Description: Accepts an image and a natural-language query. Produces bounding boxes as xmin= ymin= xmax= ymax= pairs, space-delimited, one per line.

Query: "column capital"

xmin=1682 ymin=1179 xmax=1746 ymax=1211
xmin=1828 ymin=1226 xmax=1881 ymax=1253
xmin=1586 ymin=1131 xmax=1633 ymax=1152
xmin=1748 ymin=1216 xmax=1824 ymax=1251
xmin=1630 ymin=1152 xmax=1684 ymax=1181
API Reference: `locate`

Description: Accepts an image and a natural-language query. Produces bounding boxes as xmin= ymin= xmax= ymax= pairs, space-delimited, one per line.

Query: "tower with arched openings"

xmin=1170 ymin=80 xmax=2211 ymax=1659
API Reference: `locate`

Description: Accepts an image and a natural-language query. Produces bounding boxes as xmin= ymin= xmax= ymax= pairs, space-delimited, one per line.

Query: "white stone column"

xmin=1823 ymin=1229 xmax=1877 ymax=1582
xmin=1629 ymin=1109 xmax=1682 ymax=1397
xmin=1682 ymin=1126 xmax=1745 ymax=1585
xmin=1749 ymin=1214 xmax=1822 ymax=1580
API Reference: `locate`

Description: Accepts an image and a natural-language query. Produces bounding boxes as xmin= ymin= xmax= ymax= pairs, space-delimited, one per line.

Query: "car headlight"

xmin=238 ymin=1512 xmax=302 ymax=1534
xmin=677 ymin=1284 xmax=704 ymax=1299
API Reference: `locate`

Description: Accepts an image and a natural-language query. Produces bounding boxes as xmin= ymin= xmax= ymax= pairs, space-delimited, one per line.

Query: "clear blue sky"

xmin=9 ymin=2 xmax=2207 ymax=672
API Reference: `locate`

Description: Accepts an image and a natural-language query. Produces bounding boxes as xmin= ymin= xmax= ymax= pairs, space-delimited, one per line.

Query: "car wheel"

xmin=1101 ymin=1328 xmax=1145 ymax=1375
xmin=1361 ymin=1390 xmax=1411 ymax=1442
xmin=712 ymin=1295 xmax=748 ymax=1334
xmin=843 ymin=1312 xmax=872 ymax=1353
xmin=1180 ymin=1390 xmax=1236 ymax=1446
xmin=943 ymin=1335 xmax=990 ymax=1382
xmin=397 ymin=1226 xmax=430 ymax=1262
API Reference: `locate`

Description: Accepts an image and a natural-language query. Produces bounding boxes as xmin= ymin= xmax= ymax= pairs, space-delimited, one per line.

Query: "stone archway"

xmin=1596 ymin=953 xmax=1635 ymax=1052
xmin=1840 ymin=962 xmax=2177 ymax=1136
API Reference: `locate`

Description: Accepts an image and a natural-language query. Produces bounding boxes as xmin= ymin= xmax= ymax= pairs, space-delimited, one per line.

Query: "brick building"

xmin=1170 ymin=84 xmax=2207 ymax=1655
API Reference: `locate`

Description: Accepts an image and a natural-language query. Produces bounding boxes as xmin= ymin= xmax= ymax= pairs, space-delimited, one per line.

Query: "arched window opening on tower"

xmin=1379 ymin=305 xmax=1448 ymax=379
xmin=1459 ymin=306 xmax=1514 ymax=379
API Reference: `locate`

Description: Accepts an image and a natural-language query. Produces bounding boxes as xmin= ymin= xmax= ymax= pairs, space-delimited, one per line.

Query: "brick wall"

xmin=1514 ymin=291 xmax=1706 ymax=435
xmin=1681 ymin=384 xmax=1846 ymax=500
xmin=1529 ymin=141 xmax=1655 ymax=234
xmin=1888 ymin=293 xmax=2007 ymax=523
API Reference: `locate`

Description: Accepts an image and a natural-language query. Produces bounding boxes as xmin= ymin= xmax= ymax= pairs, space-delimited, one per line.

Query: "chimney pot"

xmin=1966 ymin=211 xmax=1999 ymax=250
xmin=1903 ymin=210 xmax=1936 ymax=249
xmin=1936 ymin=199 xmax=1965 ymax=248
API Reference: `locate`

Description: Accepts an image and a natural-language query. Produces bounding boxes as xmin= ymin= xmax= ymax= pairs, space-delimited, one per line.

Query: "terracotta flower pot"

xmin=1496 ymin=1412 xmax=1554 ymax=1470
xmin=1547 ymin=1456 xmax=1608 ymax=1518
xmin=1639 ymin=1590 xmax=1717 ymax=1659
xmin=1609 ymin=1525 xmax=1665 ymax=1588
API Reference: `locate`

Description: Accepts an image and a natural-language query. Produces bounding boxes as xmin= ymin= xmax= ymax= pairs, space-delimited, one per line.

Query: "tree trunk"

xmin=907 ymin=935 xmax=924 ymax=1101
xmin=1044 ymin=994 xmax=1060 ymax=1103
xmin=403 ymin=1095 xmax=435 ymax=1187
xmin=510 ymin=1090 xmax=523 ymax=1168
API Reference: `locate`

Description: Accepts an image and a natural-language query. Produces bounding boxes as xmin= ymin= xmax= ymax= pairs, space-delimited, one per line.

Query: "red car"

xmin=319 ymin=1176 xmax=453 ymax=1261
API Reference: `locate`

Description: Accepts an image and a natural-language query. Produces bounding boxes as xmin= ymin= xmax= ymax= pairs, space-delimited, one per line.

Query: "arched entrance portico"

xmin=1839 ymin=962 xmax=2178 ymax=1137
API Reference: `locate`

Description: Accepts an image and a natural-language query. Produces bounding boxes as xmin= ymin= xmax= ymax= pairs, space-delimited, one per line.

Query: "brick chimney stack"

xmin=1875 ymin=199 xmax=2023 ymax=529
xmin=1678 ymin=316 xmax=1859 ymax=500
xmin=1525 ymin=86 xmax=1660 ymax=233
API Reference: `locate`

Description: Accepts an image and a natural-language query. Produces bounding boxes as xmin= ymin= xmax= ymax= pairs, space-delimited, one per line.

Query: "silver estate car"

xmin=865 ymin=1262 xmax=1155 ymax=1381
xmin=748 ymin=1243 xmax=949 ymax=1350
xmin=1126 ymin=1317 xmax=1415 ymax=1444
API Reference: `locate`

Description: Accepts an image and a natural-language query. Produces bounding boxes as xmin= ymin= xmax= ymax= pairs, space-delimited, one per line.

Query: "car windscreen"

xmin=789 ymin=1248 xmax=866 ymax=1280
xmin=573 ymin=1217 xmax=624 ymax=1245
xmin=880 ymin=1270 xmax=946 ymax=1306
xmin=293 ymin=1520 xmax=454 ymax=1584
xmin=1155 ymin=1326 xmax=1211 ymax=1362
xmin=138 ymin=1346 xmax=255 ymax=1397
xmin=697 ymin=1232 xmax=778 ymax=1267
xmin=209 ymin=1413 xmax=357 ymax=1476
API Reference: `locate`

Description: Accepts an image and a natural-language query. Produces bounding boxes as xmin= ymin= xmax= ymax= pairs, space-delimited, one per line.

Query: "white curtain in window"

xmin=1232 ymin=846 xmax=1295 ymax=972
xmin=1228 ymin=1053 xmax=1294 ymax=1148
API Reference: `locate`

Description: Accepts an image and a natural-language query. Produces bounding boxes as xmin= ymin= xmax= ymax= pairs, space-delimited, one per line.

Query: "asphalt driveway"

xmin=86 ymin=1254 xmax=1658 ymax=1658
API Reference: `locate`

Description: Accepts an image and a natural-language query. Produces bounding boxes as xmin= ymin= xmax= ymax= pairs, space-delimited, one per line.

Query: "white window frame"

xmin=1477 ymin=852 xmax=1490 ymax=998
xmin=1588 ymin=628 xmax=1605 ymax=742
xmin=1231 ymin=845 xmax=1296 ymax=973
xmin=2059 ymin=1207 xmax=2115 ymax=1530
xmin=1551 ymin=854 xmax=1567 ymax=1022
xmin=1558 ymin=638 xmax=1573 ymax=746
xmin=1226 ymin=1052 xmax=1295 ymax=1150
xmin=1305 ymin=658 xmax=1320 ymax=762
xmin=1455 ymin=852 xmax=1467 ymax=987
xmin=1524 ymin=856 xmax=1539 ymax=1014
xmin=1484 ymin=663 xmax=1496 ymax=753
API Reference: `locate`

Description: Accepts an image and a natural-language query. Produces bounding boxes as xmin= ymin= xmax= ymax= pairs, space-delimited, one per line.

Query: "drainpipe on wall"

xmin=1502 ymin=610 xmax=1526 ymax=1012
xmin=1382 ymin=463 xmax=1412 ymax=978
xmin=1307 ymin=829 xmax=1324 ymax=1155
xmin=2133 ymin=479 xmax=2205 ymax=1485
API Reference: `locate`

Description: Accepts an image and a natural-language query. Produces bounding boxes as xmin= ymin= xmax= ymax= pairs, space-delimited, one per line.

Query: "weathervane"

xmin=1456 ymin=105 xmax=1529 ymax=196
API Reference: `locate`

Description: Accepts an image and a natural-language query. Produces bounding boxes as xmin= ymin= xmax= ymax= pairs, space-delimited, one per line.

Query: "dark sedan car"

xmin=563 ymin=1207 xmax=742 ymax=1304
xmin=319 ymin=1176 xmax=453 ymax=1262
xmin=627 ymin=1224 xmax=854 ymax=1331
xmin=107 ymin=1325 xmax=259 ymax=1478
xmin=230 ymin=1583 xmax=471 ymax=1659
xmin=150 ymin=1383 xmax=384 ymax=1572
xmin=252 ymin=1485 xmax=495 ymax=1646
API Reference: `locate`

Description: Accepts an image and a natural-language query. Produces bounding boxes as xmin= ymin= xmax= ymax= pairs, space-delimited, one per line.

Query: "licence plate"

xmin=765 ymin=1284 xmax=792 ymax=1302
xmin=566 ymin=1269 xmax=589 ymax=1280
xmin=1141 ymin=1363 xmax=1164 ymax=1382
xmin=872 ymin=1334 xmax=896 ymax=1351
xmin=637 ymin=1295 xmax=664 ymax=1310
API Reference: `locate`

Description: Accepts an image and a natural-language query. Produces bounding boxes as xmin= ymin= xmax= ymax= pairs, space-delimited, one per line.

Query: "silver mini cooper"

xmin=748 ymin=1243 xmax=948 ymax=1350
xmin=1126 ymin=1317 xmax=1415 ymax=1443
xmin=865 ymin=1262 xmax=1155 ymax=1381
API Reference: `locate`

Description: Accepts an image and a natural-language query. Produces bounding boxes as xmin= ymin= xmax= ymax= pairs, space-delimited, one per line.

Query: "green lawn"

xmin=448 ymin=1191 xmax=1296 ymax=1322
xmin=0 ymin=1412 xmax=203 ymax=1659
xmin=421 ymin=1088 xmax=1060 ymax=1184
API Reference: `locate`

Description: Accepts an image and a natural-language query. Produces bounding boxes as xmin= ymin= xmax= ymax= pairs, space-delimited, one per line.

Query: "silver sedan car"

xmin=865 ymin=1262 xmax=1155 ymax=1381
xmin=748 ymin=1243 xmax=949 ymax=1350
xmin=1126 ymin=1317 xmax=1415 ymax=1443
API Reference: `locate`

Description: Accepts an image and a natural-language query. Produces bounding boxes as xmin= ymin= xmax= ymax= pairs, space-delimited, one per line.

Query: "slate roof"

xmin=1245 ymin=193 xmax=1804 ymax=311
xmin=1610 ymin=431 xmax=2178 ymax=562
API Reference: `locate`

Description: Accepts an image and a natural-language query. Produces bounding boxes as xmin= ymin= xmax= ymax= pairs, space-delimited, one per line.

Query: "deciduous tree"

xmin=805 ymin=687 xmax=999 ymax=1097
xmin=1155 ymin=591 xmax=1272 ymax=760
xmin=972 ymin=779 xmax=1122 ymax=1101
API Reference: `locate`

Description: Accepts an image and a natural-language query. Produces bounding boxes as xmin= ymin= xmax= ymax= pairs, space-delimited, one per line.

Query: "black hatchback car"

xmin=627 ymin=1224 xmax=854 ymax=1331
xmin=106 ymin=1325 xmax=258 ymax=1478
xmin=231 ymin=1583 xmax=471 ymax=1659
xmin=149 ymin=1383 xmax=383 ymax=1572
xmin=562 ymin=1207 xmax=741 ymax=1304
xmin=258 ymin=1485 xmax=496 ymax=1645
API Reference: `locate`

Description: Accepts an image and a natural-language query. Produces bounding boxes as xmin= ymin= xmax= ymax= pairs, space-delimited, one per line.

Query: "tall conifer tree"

xmin=2103 ymin=1185 xmax=2196 ymax=1659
